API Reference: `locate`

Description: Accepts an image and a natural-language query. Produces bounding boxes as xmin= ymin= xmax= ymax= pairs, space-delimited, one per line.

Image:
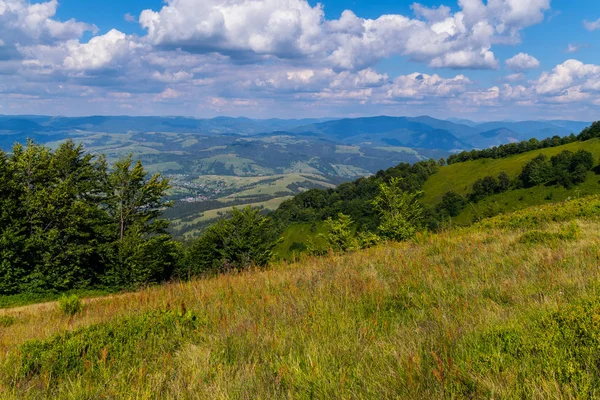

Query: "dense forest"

xmin=270 ymin=159 xmax=440 ymax=231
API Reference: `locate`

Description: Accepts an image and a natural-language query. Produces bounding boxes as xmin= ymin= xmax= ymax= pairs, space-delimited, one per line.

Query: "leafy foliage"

xmin=271 ymin=159 xmax=438 ymax=232
xmin=468 ymin=172 xmax=511 ymax=202
xmin=184 ymin=206 xmax=281 ymax=275
xmin=372 ymin=177 xmax=423 ymax=241
xmin=0 ymin=141 xmax=176 ymax=295
xmin=519 ymin=150 xmax=595 ymax=189
xmin=322 ymin=213 xmax=358 ymax=253
xmin=58 ymin=294 xmax=83 ymax=316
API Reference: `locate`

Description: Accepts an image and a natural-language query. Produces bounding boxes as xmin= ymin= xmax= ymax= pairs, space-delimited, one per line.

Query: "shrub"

xmin=58 ymin=294 xmax=83 ymax=316
xmin=0 ymin=315 xmax=15 ymax=327
xmin=185 ymin=206 xmax=281 ymax=275
xmin=438 ymin=191 xmax=466 ymax=217
xmin=518 ymin=222 xmax=580 ymax=244
xmin=6 ymin=310 xmax=197 ymax=386
xmin=323 ymin=213 xmax=357 ymax=253
xmin=372 ymin=177 xmax=423 ymax=241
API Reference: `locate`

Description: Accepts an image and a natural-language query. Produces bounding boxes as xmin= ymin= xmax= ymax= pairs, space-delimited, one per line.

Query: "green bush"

xmin=0 ymin=315 xmax=15 ymax=327
xmin=5 ymin=310 xmax=197 ymax=387
xmin=58 ymin=294 xmax=83 ymax=316
xmin=518 ymin=222 xmax=580 ymax=245
xmin=185 ymin=206 xmax=281 ymax=275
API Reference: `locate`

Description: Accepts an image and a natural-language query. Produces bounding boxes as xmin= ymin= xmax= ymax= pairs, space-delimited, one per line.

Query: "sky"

xmin=1 ymin=0 xmax=600 ymax=120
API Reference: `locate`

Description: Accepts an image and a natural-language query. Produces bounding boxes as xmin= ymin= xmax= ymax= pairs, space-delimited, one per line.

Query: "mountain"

xmin=0 ymin=115 xmax=332 ymax=135
xmin=0 ymin=118 xmax=44 ymax=132
xmin=0 ymin=115 xmax=590 ymax=150
xmin=471 ymin=120 xmax=582 ymax=141
xmin=292 ymin=116 xmax=471 ymax=150
xmin=466 ymin=128 xmax=521 ymax=148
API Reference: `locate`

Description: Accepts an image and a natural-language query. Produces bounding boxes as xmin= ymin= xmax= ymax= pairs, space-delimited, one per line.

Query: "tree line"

xmin=270 ymin=159 xmax=439 ymax=232
xmin=447 ymin=121 xmax=600 ymax=165
xmin=424 ymin=149 xmax=597 ymax=228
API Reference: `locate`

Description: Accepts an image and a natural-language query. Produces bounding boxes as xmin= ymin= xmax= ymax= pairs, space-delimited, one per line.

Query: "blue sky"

xmin=1 ymin=0 xmax=600 ymax=120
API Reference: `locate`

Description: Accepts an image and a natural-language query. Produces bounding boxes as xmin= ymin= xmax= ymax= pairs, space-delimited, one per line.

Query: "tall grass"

xmin=2 ymin=197 xmax=600 ymax=398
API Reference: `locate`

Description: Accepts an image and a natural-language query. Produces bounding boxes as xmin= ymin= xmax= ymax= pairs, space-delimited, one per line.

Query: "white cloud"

xmin=505 ymin=52 xmax=540 ymax=71
xmin=430 ymin=48 xmax=498 ymax=69
xmin=155 ymin=87 xmax=181 ymax=100
xmin=136 ymin=0 xmax=550 ymax=71
xmin=566 ymin=44 xmax=582 ymax=53
xmin=0 ymin=0 xmax=93 ymax=46
xmin=151 ymin=70 xmax=193 ymax=83
xmin=140 ymin=0 xmax=325 ymax=58
xmin=63 ymin=30 xmax=142 ymax=71
xmin=124 ymin=13 xmax=137 ymax=23
xmin=19 ymin=29 xmax=143 ymax=73
xmin=505 ymin=72 xmax=524 ymax=82
xmin=535 ymin=59 xmax=600 ymax=95
xmin=386 ymin=72 xmax=471 ymax=99
xmin=584 ymin=18 xmax=600 ymax=31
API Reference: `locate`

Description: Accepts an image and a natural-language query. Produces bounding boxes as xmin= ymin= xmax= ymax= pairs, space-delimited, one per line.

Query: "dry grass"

xmin=2 ymin=198 xmax=600 ymax=398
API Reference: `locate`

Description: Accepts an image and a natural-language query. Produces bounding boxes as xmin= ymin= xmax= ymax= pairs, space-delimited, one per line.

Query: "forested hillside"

xmin=271 ymin=121 xmax=600 ymax=257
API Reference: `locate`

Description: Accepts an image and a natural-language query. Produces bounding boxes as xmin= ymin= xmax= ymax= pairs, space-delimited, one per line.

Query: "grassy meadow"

xmin=422 ymin=138 xmax=600 ymax=204
xmin=2 ymin=196 xmax=600 ymax=398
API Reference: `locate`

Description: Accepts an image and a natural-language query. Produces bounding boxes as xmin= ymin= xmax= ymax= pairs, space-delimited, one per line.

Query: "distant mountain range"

xmin=0 ymin=114 xmax=591 ymax=152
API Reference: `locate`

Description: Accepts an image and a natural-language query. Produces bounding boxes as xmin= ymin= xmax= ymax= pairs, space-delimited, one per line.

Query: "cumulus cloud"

xmin=63 ymin=30 xmax=143 ymax=71
xmin=0 ymin=0 xmax=93 ymax=62
xmin=386 ymin=72 xmax=471 ymax=99
xmin=505 ymin=52 xmax=540 ymax=71
xmin=19 ymin=29 xmax=143 ymax=72
xmin=535 ymin=59 xmax=600 ymax=95
xmin=584 ymin=18 xmax=600 ymax=31
xmin=136 ymin=0 xmax=550 ymax=70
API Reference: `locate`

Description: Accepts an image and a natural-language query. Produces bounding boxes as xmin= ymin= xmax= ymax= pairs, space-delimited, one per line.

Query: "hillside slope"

xmin=3 ymin=197 xmax=600 ymax=398
xmin=422 ymin=138 xmax=600 ymax=225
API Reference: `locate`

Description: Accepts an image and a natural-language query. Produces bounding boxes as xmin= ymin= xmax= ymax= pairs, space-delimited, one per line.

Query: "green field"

xmin=422 ymin=138 xmax=600 ymax=204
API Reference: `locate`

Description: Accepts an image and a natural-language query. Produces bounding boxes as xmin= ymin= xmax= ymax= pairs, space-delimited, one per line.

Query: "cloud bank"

xmin=3 ymin=0 xmax=600 ymax=120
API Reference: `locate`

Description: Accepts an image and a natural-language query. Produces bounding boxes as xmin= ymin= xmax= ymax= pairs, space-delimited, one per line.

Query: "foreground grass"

xmin=2 ymin=197 xmax=600 ymax=398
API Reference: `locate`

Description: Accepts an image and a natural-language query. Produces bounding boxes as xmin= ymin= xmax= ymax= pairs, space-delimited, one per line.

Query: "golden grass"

xmin=2 ymin=199 xmax=600 ymax=398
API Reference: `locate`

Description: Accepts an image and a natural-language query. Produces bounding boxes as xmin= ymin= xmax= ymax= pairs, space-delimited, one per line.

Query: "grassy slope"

xmin=422 ymin=138 xmax=600 ymax=204
xmin=3 ymin=197 xmax=600 ymax=398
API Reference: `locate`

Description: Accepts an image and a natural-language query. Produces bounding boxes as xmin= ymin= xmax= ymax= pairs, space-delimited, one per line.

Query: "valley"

xmin=0 ymin=115 xmax=589 ymax=235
